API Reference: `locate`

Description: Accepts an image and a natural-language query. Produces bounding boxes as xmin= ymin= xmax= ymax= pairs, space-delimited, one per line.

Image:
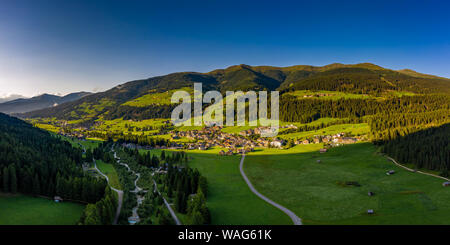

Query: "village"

xmin=170 ymin=125 xmax=362 ymax=156
xmin=49 ymin=117 xmax=362 ymax=156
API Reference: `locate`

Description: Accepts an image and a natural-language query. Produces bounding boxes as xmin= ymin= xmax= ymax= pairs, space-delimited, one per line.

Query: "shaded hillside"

xmin=0 ymin=113 xmax=106 ymax=203
xmin=0 ymin=92 xmax=91 ymax=114
xmin=381 ymin=123 xmax=450 ymax=174
xmin=20 ymin=63 xmax=450 ymax=121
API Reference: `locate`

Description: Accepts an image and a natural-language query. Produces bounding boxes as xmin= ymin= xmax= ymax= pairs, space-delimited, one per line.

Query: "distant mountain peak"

xmin=0 ymin=91 xmax=91 ymax=114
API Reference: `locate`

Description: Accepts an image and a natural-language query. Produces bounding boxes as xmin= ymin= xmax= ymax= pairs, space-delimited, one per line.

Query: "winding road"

xmin=80 ymin=142 xmax=122 ymax=225
xmin=239 ymin=153 xmax=303 ymax=225
xmin=113 ymin=151 xmax=144 ymax=224
xmin=113 ymin=149 xmax=181 ymax=225
xmin=152 ymin=179 xmax=182 ymax=225
xmin=93 ymin=161 xmax=123 ymax=225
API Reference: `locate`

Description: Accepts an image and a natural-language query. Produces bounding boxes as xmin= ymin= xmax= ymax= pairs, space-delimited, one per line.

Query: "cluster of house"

xmin=292 ymin=133 xmax=360 ymax=146
xmin=58 ymin=131 xmax=86 ymax=140
xmin=168 ymin=126 xmax=362 ymax=156
xmin=121 ymin=142 xmax=184 ymax=150
xmin=172 ymin=126 xmax=261 ymax=154
xmin=238 ymin=125 xmax=297 ymax=137
xmin=302 ymin=93 xmax=336 ymax=98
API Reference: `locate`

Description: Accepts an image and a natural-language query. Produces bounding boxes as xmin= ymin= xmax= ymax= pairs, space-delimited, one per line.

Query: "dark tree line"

xmin=78 ymin=186 xmax=117 ymax=225
xmin=280 ymin=94 xmax=449 ymax=123
xmin=380 ymin=123 xmax=450 ymax=175
xmin=369 ymin=110 xmax=450 ymax=142
xmin=165 ymin=162 xmax=209 ymax=224
xmin=104 ymin=104 xmax=176 ymax=120
xmin=281 ymin=68 xmax=449 ymax=94
xmin=0 ymin=113 xmax=106 ymax=203
xmin=85 ymin=131 xmax=172 ymax=147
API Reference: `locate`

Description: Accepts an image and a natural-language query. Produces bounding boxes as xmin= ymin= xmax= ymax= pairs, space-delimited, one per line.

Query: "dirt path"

xmin=113 ymin=149 xmax=181 ymax=225
xmin=386 ymin=156 xmax=450 ymax=181
xmin=239 ymin=153 xmax=302 ymax=225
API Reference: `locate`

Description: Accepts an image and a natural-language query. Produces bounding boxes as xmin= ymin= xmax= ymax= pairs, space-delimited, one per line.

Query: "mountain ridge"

xmin=0 ymin=91 xmax=91 ymax=114
xmin=19 ymin=63 xmax=450 ymax=120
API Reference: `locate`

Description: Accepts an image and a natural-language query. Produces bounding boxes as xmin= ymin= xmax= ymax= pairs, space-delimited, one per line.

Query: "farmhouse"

xmin=270 ymin=140 xmax=283 ymax=148
xmin=54 ymin=196 xmax=63 ymax=202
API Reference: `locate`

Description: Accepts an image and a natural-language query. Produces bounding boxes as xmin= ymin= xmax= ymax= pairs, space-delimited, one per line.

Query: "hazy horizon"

xmin=1 ymin=0 xmax=449 ymax=97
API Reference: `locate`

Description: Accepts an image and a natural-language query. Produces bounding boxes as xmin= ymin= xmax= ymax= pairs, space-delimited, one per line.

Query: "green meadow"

xmin=244 ymin=143 xmax=450 ymax=224
xmin=283 ymin=90 xmax=375 ymax=100
xmin=0 ymin=193 xmax=85 ymax=225
xmin=278 ymin=123 xmax=370 ymax=140
xmin=186 ymin=150 xmax=292 ymax=225
xmin=62 ymin=136 xmax=101 ymax=150
xmin=122 ymin=87 xmax=193 ymax=107
xmin=96 ymin=160 xmax=122 ymax=190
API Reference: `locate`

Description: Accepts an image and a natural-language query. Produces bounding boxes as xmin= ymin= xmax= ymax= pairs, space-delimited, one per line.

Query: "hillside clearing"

xmin=0 ymin=193 xmax=85 ymax=225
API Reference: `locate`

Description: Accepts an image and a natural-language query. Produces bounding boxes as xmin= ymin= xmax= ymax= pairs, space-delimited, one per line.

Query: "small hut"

xmin=367 ymin=209 xmax=374 ymax=215
xmin=386 ymin=170 xmax=395 ymax=175
xmin=368 ymin=192 xmax=374 ymax=196
xmin=54 ymin=196 xmax=63 ymax=203
xmin=443 ymin=182 xmax=450 ymax=187
xmin=319 ymin=148 xmax=327 ymax=153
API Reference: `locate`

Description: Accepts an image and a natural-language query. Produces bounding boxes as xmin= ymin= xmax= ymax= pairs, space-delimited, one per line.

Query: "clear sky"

xmin=0 ymin=0 xmax=449 ymax=97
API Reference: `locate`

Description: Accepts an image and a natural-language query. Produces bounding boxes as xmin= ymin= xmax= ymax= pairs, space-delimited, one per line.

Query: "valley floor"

xmin=244 ymin=143 xmax=450 ymax=224
xmin=0 ymin=193 xmax=85 ymax=225
xmin=187 ymin=151 xmax=292 ymax=225
xmin=147 ymin=143 xmax=450 ymax=225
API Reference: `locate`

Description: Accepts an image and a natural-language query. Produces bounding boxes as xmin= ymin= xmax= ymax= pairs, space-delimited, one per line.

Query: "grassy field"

xmin=96 ymin=160 xmax=122 ymax=190
xmin=122 ymin=87 xmax=193 ymax=107
xmin=186 ymin=150 xmax=292 ymax=225
xmin=278 ymin=123 xmax=370 ymax=140
xmin=63 ymin=137 xmax=101 ymax=150
xmin=244 ymin=143 xmax=450 ymax=224
xmin=93 ymin=118 xmax=168 ymax=135
xmin=283 ymin=90 xmax=415 ymax=100
xmin=0 ymin=193 xmax=85 ymax=225
xmin=283 ymin=90 xmax=375 ymax=100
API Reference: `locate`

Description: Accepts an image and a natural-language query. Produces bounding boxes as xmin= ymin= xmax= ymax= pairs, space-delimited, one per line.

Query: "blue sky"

xmin=0 ymin=0 xmax=449 ymax=97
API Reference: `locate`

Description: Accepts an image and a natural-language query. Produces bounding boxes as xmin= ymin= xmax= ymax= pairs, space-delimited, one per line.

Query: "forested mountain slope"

xmin=20 ymin=63 xmax=450 ymax=121
xmin=0 ymin=113 xmax=106 ymax=203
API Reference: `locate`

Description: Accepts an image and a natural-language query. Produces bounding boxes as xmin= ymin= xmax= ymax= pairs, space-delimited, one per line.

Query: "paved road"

xmin=93 ymin=161 xmax=124 ymax=225
xmin=153 ymin=180 xmax=182 ymax=225
xmin=386 ymin=156 xmax=450 ymax=181
xmin=239 ymin=153 xmax=302 ymax=225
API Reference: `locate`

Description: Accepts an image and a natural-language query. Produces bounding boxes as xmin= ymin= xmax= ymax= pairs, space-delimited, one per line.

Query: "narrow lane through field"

xmin=386 ymin=156 xmax=450 ymax=181
xmin=93 ymin=161 xmax=123 ymax=225
xmin=239 ymin=153 xmax=302 ymax=225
